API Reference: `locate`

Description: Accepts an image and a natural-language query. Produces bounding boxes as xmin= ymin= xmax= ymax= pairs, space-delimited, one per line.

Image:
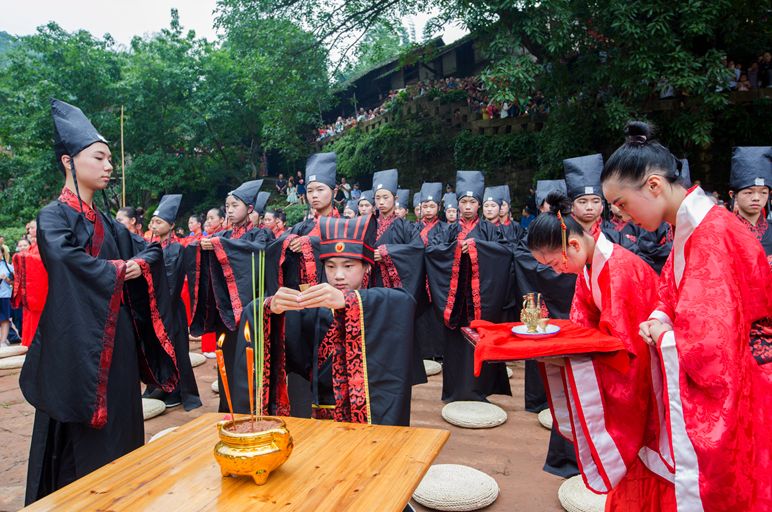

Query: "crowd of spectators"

xmin=315 ymin=75 xmax=550 ymax=141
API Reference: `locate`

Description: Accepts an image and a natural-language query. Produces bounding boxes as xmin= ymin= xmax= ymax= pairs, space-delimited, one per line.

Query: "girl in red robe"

xmin=528 ymin=192 xmax=675 ymax=511
xmin=602 ymin=121 xmax=772 ymax=511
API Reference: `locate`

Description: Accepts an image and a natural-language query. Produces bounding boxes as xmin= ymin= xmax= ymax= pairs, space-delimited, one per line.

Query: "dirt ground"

xmin=0 ymin=344 xmax=564 ymax=511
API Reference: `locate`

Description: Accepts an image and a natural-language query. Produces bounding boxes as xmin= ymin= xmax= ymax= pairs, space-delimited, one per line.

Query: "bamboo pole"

xmin=120 ymin=106 xmax=126 ymax=208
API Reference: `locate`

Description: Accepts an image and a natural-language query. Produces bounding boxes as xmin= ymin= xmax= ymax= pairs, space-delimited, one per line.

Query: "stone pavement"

xmin=0 ymin=343 xmax=563 ymax=511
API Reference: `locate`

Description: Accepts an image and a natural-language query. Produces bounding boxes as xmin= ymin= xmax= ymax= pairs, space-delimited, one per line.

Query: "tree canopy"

xmin=0 ymin=9 xmax=331 ymax=226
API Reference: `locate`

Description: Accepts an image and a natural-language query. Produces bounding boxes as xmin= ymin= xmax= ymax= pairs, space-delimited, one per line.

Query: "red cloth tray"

xmin=469 ymin=319 xmax=628 ymax=376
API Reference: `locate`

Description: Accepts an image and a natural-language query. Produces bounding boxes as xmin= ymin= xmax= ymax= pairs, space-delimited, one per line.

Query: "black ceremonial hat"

xmin=730 ymin=147 xmax=772 ymax=191
xmin=345 ymin=200 xmax=358 ymax=213
xmin=443 ymin=192 xmax=458 ymax=210
xmin=255 ymin=191 xmax=271 ymax=214
xmin=318 ymin=214 xmax=377 ymax=264
xmin=396 ymin=189 xmax=410 ymax=209
xmin=413 ymin=192 xmax=421 ymax=209
xmin=152 ymin=194 xmax=182 ymax=224
xmin=51 ymin=98 xmax=108 ymax=173
xmin=456 ymin=170 xmax=485 ymax=203
xmin=482 ymin=186 xmax=503 ymax=207
xmin=358 ymin=190 xmax=374 ymax=204
xmin=229 ymin=179 xmax=263 ymax=207
xmin=373 ymin=169 xmax=399 ymax=195
xmin=536 ymin=180 xmax=567 ymax=208
xmin=563 ymin=153 xmax=603 ymax=200
xmin=305 ymin=152 xmax=337 ymax=189
xmin=679 ymin=159 xmax=692 ymax=188
xmin=420 ymin=183 xmax=443 ymax=204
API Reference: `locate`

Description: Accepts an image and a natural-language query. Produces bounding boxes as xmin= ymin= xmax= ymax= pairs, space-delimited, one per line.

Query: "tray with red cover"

xmin=466 ymin=319 xmax=628 ymax=376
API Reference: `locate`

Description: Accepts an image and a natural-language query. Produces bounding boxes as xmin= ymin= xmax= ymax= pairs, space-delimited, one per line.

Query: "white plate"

xmin=511 ymin=324 xmax=561 ymax=339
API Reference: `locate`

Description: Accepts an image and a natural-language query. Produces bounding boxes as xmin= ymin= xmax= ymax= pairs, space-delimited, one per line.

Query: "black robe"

xmin=635 ymin=222 xmax=673 ymax=274
xmin=185 ymin=226 xmax=273 ymax=413
xmin=511 ymin=234 xmax=579 ymax=479
xmin=416 ymin=219 xmax=450 ymax=360
xmin=144 ymin=240 xmax=201 ymax=410
xmin=372 ymin=216 xmax=427 ymax=385
xmin=22 ymin=201 xmax=178 ymax=504
xmin=425 ymin=218 xmax=512 ymax=402
xmin=233 ymin=288 xmax=416 ymax=426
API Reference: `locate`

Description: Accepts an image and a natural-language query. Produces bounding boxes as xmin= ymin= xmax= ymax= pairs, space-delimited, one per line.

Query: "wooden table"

xmin=23 ymin=413 xmax=450 ymax=512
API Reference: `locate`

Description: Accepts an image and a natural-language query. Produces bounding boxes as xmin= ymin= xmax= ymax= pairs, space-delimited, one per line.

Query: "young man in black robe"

xmin=395 ymin=188 xmax=410 ymax=219
xmin=267 ymin=152 xmax=337 ymax=292
xmin=22 ymin=99 xmax=179 ymax=504
xmin=233 ymin=214 xmax=416 ymax=426
xmin=730 ymin=146 xmax=772 ymax=255
xmin=144 ymin=194 xmax=201 ymax=410
xmin=442 ymin=192 xmax=458 ymax=224
xmin=371 ymin=170 xmax=426 ymax=384
xmin=563 ymin=154 xmax=652 ymax=268
xmin=415 ymin=182 xmax=448 ymax=361
xmin=511 ymin=180 xmax=579 ymax=479
xmin=482 ymin=185 xmax=524 ymax=244
xmin=186 ymin=179 xmax=273 ymax=413
xmin=264 ymin=153 xmax=338 ymax=416
xmin=357 ymin=190 xmax=374 ymax=217
xmin=425 ymin=170 xmax=512 ymax=402
xmin=413 ymin=192 xmax=422 ymax=223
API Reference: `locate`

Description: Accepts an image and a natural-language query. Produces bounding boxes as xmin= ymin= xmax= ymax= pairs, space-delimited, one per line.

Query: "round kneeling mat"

xmin=142 ymin=398 xmax=165 ymax=421
xmin=424 ymin=360 xmax=442 ymax=376
xmin=148 ymin=426 xmax=178 ymax=443
xmin=0 ymin=354 xmax=25 ymax=370
xmin=558 ymin=475 xmax=606 ymax=512
xmin=0 ymin=345 xmax=27 ymax=358
xmin=189 ymin=352 xmax=206 ymax=368
xmin=413 ymin=464 xmax=499 ymax=511
xmin=538 ymin=409 xmax=553 ymax=430
xmin=211 ymin=380 xmax=219 ymax=394
xmin=442 ymin=401 xmax=507 ymax=429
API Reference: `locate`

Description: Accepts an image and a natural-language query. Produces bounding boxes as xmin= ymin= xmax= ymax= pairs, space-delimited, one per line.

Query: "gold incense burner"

xmin=214 ymin=416 xmax=293 ymax=485
xmin=520 ymin=292 xmax=549 ymax=333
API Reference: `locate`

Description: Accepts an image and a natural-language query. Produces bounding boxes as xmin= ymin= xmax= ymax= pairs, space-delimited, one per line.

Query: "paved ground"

xmin=0 ymin=343 xmax=563 ymax=511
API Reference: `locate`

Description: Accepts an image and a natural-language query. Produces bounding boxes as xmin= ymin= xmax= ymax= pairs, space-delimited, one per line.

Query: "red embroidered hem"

xmin=90 ymin=260 xmax=126 ymax=429
xmin=211 ymin=237 xmax=244 ymax=328
xmin=135 ymin=258 xmax=179 ymax=392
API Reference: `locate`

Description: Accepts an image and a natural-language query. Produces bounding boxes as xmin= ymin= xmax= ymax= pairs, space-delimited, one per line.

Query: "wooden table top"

xmin=23 ymin=413 xmax=450 ymax=512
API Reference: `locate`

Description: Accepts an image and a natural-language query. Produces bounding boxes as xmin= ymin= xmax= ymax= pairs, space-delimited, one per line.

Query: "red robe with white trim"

xmin=649 ymin=188 xmax=772 ymax=512
xmin=541 ymin=232 xmax=674 ymax=510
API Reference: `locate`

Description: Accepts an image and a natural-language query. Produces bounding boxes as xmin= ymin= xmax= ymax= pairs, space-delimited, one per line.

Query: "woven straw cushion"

xmin=211 ymin=380 xmax=219 ymax=394
xmin=558 ymin=475 xmax=606 ymax=512
xmin=148 ymin=426 xmax=178 ymax=443
xmin=413 ymin=464 xmax=499 ymax=511
xmin=424 ymin=359 xmax=442 ymax=376
xmin=441 ymin=401 xmax=507 ymax=429
xmin=189 ymin=352 xmax=206 ymax=368
xmin=506 ymin=367 xmax=513 ymax=379
xmin=0 ymin=354 xmax=25 ymax=370
xmin=0 ymin=345 xmax=27 ymax=358
xmin=142 ymin=398 xmax=165 ymax=421
xmin=538 ymin=409 xmax=553 ymax=430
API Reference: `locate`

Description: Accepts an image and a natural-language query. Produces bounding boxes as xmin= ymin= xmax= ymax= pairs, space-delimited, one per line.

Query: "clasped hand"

xmin=270 ymin=283 xmax=346 ymax=314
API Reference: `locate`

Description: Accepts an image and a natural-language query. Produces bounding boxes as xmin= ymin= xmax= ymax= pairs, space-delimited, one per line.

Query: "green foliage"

xmin=0 ymin=12 xmax=331 ymax=228
xmin=282 ymin=203 xmax=308 ymax=226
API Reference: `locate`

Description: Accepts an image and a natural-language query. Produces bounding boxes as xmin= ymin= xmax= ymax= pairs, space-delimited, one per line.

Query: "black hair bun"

xmin=545 ymin=191 xmax=572 ymax=215
xmin=624 ymin=120 xmax=654 ymax=145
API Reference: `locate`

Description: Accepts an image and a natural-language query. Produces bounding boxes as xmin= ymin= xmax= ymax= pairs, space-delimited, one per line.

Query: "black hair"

xmin=208 ymin=207 xmax=226 ymax=220
xmin=189 ymin=213 xmax=204 ymax=225
xmin=268 ymin=208 xmax=286 ymax=222
xmin=118 ymin=206 xmax=144 ymax=227
xmin=527 ymin=192 xmax=585 ymax=252
xmin=602 ymin=121 xmax=684 ymax=186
